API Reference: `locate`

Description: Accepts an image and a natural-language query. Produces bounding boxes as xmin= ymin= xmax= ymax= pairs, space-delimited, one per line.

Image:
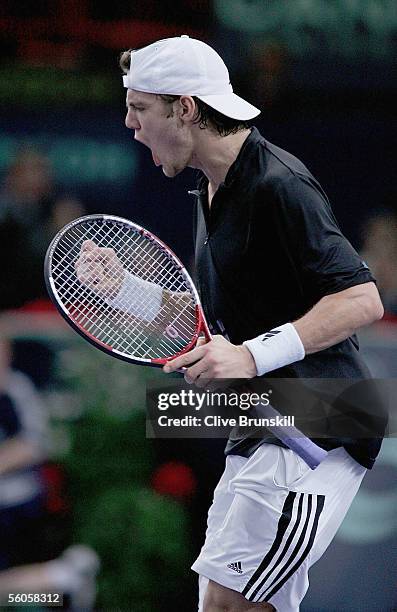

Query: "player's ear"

xmin=178 ymin=96 xmax=196 ymax=123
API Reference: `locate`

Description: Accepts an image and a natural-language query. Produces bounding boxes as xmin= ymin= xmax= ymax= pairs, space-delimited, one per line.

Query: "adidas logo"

xmin=227 ymin=561 xmax=243 ymax=574
xmin=261 ymin=330 xmax=281 ymax=342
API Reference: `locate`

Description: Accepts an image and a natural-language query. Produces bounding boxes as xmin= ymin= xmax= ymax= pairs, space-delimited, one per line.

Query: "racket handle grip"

xmin=281 ymin=437 xmax=328 ymax=469
xmin=168 ymin=378 xmax=328 ymax=469
xmin=258 ymin=401 xmax=328 ymax=469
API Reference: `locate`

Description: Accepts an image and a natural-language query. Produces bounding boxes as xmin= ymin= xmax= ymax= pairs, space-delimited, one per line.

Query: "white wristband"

xmin=243 ymin=323 xmax=305 ymax=376
xmin=107 ymin=271 xmax=162 ymax=323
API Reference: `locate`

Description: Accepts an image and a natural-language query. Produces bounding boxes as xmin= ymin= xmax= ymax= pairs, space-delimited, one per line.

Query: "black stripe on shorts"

xmin=242 ymin=491 xmax=325 ymax=602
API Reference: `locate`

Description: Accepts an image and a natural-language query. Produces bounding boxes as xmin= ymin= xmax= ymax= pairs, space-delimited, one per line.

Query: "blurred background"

xmin=0 ymin=1 xmax=396 ymax=610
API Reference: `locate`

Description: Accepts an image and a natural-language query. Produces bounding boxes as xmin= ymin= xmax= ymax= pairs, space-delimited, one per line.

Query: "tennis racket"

xmin=44 ymin=214 xmax=327 ymax=469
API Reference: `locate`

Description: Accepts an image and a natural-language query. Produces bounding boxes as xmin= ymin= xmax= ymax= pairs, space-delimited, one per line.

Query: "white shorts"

xmin=192 ymin=444 xmax=366 ymax=612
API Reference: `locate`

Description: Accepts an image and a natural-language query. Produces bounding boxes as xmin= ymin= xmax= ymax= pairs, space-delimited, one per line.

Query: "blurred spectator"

xmin=0 ymin=544 xmax=100 ymax=610
xmin=0 ymin=337 xmax=100 ymax=608
xmin=0 ymin=337 xmax=49 ymax=569
xmin=360 ymin=210 xmax=397 ymax=317
xmin=245 ymin=40 xmax=289 ymax=110
xmin=0 ymin=148 xmax=86 ymax=310
xmin=225 ymin=37 xmax=290 ymax=114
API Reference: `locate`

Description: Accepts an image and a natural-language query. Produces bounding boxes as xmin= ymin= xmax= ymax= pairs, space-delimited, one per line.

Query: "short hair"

xmin=119 ymin=49 xmax=250 ymax=137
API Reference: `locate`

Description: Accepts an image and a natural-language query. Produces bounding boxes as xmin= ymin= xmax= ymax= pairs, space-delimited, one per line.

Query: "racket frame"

xmin=45 ymin=214 xmax=210 ymax=368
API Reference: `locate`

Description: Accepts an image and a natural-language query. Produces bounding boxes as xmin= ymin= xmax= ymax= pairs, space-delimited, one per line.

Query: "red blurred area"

xmin=0 ymin=0 xmax=206 ymax=69
xmin=40 ymin=462 xmax=70 ymax=514
xmin=19 ymin=299 xmax=57 ymax=313
xmin=151 ymin=461 xmax=197 ymax=500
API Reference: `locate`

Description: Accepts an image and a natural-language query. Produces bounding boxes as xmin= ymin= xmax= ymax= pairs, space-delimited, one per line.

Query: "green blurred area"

xmin=0 ymin=134 xmax=137 ymax=184
xmin=0 ymin=68 xmax=115 ymax=107
xmin=79 ymin=486 xmax=190 ymax=610
xmin=214 ymin=0 xmax=397 ymax=58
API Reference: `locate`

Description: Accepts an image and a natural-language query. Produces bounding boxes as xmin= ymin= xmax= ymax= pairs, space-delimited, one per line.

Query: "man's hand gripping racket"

xmin=45 ymin=214 xmax=327 ymax=469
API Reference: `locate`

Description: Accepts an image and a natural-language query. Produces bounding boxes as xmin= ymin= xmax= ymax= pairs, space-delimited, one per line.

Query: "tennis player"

xmin=117 ymin=36 xmax=384 ymax=611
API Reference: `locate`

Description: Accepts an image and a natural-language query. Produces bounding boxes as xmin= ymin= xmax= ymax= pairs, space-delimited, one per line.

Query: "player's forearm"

xmin=293 ymin=282 xmax=384 ymax=355
xmin=243 ymin=282 xmax=383 ymax=376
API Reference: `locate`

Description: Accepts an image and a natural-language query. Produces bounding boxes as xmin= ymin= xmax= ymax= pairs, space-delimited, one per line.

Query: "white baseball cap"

xmin=122 ymin=35 xmax=260 ymax=121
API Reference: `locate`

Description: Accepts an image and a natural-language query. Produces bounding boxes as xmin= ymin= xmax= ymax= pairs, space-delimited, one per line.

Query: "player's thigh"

xmin=204 ymin=579 xmax=275 ymax=611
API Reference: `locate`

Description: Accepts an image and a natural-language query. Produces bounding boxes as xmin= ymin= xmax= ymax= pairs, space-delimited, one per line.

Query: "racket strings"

xmin=52 ymin=227 xmax=159 ymax=355
xmin=53 ymin=234 xmax=191 ymax=357
xmin=55 ymin=255 xmax=193 ymax=358
xmin=84 ymin=223 xmax=198 ymax=330
xmin=50 ymin=219 xmax=199 ymax=359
